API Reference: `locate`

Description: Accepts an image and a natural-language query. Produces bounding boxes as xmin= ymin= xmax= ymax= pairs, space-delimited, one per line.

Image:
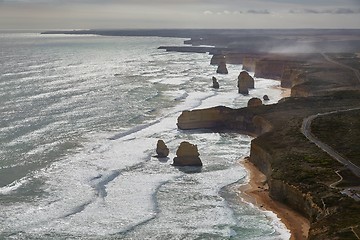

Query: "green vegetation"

xmin=312 ymin=110 xmax=360 ymax=166
xmin=247 ymin=93 xmax=360 ymax=239
xmin=328 ymin=53 xmax=360 ymax=71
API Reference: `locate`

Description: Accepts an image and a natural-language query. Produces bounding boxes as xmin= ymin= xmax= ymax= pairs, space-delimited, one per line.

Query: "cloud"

xmin=247 ymin=9 xmax=271 ymax=14
xmin=290 ymin=8 xmax=360 ymax=14
xmin=203 ymin=9 xmax=270 ymax=15
xmin=203 ymin=10 xmax=213 ymax=15
xmin=330 ymin=8 xmax=360 ymax=14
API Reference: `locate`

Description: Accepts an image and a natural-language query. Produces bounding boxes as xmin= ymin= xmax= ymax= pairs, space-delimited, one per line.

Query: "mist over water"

xmin=0 ymin=33 xmax=289 ymax=239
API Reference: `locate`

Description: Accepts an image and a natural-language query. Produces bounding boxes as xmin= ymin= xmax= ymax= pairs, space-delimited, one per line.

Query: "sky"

xmin=0 ymin=0 xmax=359 ymax=29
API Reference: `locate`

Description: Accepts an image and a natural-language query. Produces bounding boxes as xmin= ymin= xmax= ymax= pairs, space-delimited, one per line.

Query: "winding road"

xmin=300 ymin=54 xmax=360 ymax=178
xmin=301 ymin=108 xmax=360 ymax=178
xmin=320 ymin=53 xmax=360 ymax=83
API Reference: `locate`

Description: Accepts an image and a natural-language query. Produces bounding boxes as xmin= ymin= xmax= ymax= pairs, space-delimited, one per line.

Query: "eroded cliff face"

xmin=242 ymin=56 xmax=257 ymax=72
xmin=250 ymin=140 xmax=325 ymax=223
xmin=252 ymin=115 xmax=273 ymax=135
xmin=269 ymin=180 xmax=324 ymax=223
xmin=249 ymin=141 xmax=273 ymax=177
xmin=254 ymin=60 xmax=286 ymax=79
xmin=281 ymin=67 xmax=305 ymax=88
xmin=177 ymin=106 xmax=236 ymax=130
xmin=176 ymin=106 xmax=258 ymax=135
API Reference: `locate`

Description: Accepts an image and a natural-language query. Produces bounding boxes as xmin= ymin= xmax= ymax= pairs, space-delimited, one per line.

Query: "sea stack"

xmin=238 ymin=71 xmax=254 ymax=94
xmin=212 ymin=76 xmax=220 ymax=89
xmin=173 ymin=141 xmax=202 ymax=166
xmin=156 ymin=140 xmax=169 ymax=158
xmin=247 ymin=97 xmax=263 ymax=107
xmin=216 ymin=61 xmax=228 ymax=74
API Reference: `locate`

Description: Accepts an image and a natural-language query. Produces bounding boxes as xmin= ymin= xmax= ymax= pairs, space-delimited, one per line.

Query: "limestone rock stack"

xmin=156 ymin=140 xmax=169 ymax=158
xmin=238 ymin=71 xmax=254 ymax=95
xmin=216 ymin=61 xmax=228 ymax=74
xmin=210 ymin=54 xmax=226 ymax=65
xmin=212 ymin=76 xmax=220 ymax=89
xmin=247 ymin=98 xmax=263 ymax=107
xmin=173 ymin=141 xmax=202 ymax=166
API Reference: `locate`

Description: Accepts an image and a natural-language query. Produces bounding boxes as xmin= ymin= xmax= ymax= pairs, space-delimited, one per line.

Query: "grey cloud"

xmin=290 ymin=8 xmax=360 ymax=14
xmin=247 ymin=9 xmax=271 ymax=14
xmin=330 ymin=8 xmax=360 ymax=14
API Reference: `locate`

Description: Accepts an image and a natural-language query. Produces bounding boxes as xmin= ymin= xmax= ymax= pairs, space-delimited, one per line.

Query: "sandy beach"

xmin=239 ymin=158 xmax=310 ymax=240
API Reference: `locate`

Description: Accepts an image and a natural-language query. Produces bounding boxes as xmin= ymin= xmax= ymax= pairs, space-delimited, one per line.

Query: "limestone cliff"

xmin=254 ymin=59 xmax=286 ymax=79
xmin=269 ymin=179 xmax=324 ymax=222
xmin=242 ymin=56 xmax=257 ymax=72
xmin=281 ymin=67 xmax=307 ymax=89
xmin=177 ymin=106 xmax=257 ymax=135
xmin=177 ymin=107 xmax=229 ymax=130
xmin=250 ymin=139 xmax=324 ymax=222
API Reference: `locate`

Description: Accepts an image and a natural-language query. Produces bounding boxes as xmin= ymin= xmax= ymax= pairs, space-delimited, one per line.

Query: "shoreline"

xmin=239 ymin=158 xmax=310 ymax=240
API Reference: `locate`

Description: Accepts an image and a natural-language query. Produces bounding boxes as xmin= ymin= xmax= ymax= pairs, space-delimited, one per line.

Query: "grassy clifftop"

xmin=312 ymin=110 xmax=360 ymax=167
xmin=250 ymin=93 xmax=360 ymax=239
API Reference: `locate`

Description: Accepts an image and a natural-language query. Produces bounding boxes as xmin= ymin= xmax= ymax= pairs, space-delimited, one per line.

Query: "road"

xmin=301 ymin=54 xmax=360 ymax=178
xmin=321 ymin=53 xmax=360 ymax=83
xmin=301 ymin=108 xmax=360 ymax=178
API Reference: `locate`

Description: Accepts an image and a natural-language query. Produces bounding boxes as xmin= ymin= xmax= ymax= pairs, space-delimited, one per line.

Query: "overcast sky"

xmin=0 ymin=0 xmax=359 ymax=29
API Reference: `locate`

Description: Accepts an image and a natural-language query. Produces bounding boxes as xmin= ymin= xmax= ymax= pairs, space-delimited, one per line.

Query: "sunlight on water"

xmin=0 ymin=32 xmax=290 ymax=239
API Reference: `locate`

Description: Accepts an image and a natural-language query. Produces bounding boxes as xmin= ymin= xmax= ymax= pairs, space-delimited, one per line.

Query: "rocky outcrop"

xmin=173 ymin=141 xmax=202 ymax=166
xmin=217 ymin=61 xmax=228 ymax=74
xmin=156 ymin=140 xmax=169 ymax=157
xmin=212 ymin=76 xmax=219 ymax=89
xmin=211 ymin=54 xmax=226 ymax=65
xmin=238 ymin=71 xmax=254 ymax=94
xmin=247 ymin=98 xmax=263 ymax=107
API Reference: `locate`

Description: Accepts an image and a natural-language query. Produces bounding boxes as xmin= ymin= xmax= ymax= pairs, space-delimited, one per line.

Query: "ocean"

xmin=0 ymin=32 xmax=290 ymax=239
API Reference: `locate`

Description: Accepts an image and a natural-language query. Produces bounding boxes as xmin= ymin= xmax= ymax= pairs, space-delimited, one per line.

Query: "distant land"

xmin=44 ymin=28 xmax=360 ymax=239
xmin=42 ymin=29 xmax=360 ymax=53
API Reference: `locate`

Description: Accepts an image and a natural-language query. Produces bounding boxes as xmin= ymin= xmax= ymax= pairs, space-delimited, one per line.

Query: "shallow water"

xmin=0 ymin=32 xmax=290 ymax=239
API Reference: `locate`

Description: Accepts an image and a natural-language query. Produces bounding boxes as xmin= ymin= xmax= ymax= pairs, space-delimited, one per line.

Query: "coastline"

xmin=239 ymin=158 xmax=310 ymax=240
xmin=239 ymin=86 xmax=309 ymax=240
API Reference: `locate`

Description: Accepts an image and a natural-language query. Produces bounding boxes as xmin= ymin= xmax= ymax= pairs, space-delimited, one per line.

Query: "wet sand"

xmin=239 ymin=158 xmax=310 ymax=240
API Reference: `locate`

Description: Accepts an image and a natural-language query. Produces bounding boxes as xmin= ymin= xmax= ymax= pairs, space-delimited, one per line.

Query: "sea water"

xmin=0 ymin=32 xmax=290 ymax=239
